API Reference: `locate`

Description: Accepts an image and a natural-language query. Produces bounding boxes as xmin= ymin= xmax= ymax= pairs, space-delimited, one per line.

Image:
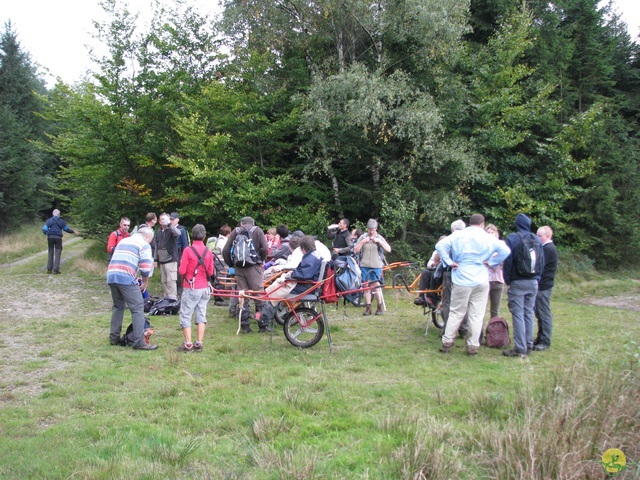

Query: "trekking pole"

xmin=236 ymin=292 xmax=244 ymax=335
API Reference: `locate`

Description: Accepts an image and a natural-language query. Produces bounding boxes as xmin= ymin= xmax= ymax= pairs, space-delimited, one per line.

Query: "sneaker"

xmin=193 ymin=342 xmax=203 ymax=352
xmin=133 ymin=343 xmax=158 ymax=351
xmin=53 ymin=270 xmax=61 ymax=275
xmin=110 ymin=338 xmax=125 ymax=346
xmin=533 ymin=343 xmax=550 ymax=351
xmin=413 ymin=297 xmax=425 ymax=306
xmin=175 ymin=343 xmax=194 ymax=353
xmin=240 ymin=326 xmax=252 ymax=334
xmin=502 ymin=349 xmax=526 ymax=358
xmin=466 ymin=346 xmax=478 ymax=356
xmin=47 ymin=270 xmax=52 ymax=274
xmin=439 ymin=343 xmax=453 ymax=354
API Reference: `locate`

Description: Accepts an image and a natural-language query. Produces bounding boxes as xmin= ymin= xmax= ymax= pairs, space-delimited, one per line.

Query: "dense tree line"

xmin=1 ymin=0 xmax=638 ymax=267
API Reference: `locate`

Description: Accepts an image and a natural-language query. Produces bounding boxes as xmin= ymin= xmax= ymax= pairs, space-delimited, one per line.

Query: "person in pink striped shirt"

xmin=107 ymin=227 xmax=156 ymax=350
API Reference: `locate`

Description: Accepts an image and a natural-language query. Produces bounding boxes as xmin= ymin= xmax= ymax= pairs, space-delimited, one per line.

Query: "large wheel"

xmin=274 ymin=303 xmax=289 ymax=325
xmin=283 ymin=307 xmax=325 ymax=348
xmin=431 ymin=299 xmax=444 ymax=329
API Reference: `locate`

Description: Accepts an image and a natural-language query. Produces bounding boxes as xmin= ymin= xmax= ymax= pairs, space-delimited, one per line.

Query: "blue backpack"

xmin=334 ymin=256 xmax=362 ymax=306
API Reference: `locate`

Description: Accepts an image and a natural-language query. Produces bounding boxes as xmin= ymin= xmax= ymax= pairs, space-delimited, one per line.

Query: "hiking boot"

xmin=375 ymin=305 xmax=384 ymax=316
xmin=240 ymin=326 xmax=252 ymax=334
xmin=502 ymin=349 xmax=526 ymax=358
xmin=193 ymin=342 xmax=203 ymax=352
xmin=133 ymin=343 xmax=158 ymax=351
xmin=466 ymin=346 xmax=478 ymax=356
xmin=258 ymin=325 xmax=273 ymax=334
xmin=439 ymin=343 xmax=453 ymax=354
xmin=110 ymin=338 xmax=125 ymax=346
xmin=363 ymin=305 xmax=372 ymax=316
xmin=175 ymin=343 xmax=194 ymax=353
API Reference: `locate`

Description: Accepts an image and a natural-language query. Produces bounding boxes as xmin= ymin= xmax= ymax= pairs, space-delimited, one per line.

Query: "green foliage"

xmin=0 ymin=22 xmax=51 ymax=231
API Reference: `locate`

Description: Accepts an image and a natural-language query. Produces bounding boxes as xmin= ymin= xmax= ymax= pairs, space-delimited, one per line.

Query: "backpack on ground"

xmin=334 ymin=256 xmax=362 ymax=307
xmin=515 ymin=232 xmax=544 ymax=277
xmin=484 ymin=316 xmax=510 ymax=348
xmin=122 ymin=317 xmax=155 ymax=346
xmin=231 ymin=226 xmax=260 ymax=267
xmin=148 ymin=297 xmax=181 ymax=315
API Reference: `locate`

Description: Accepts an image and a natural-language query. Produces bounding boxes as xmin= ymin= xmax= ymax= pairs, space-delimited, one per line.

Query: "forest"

xmin=1 ymin=0 xmax=639 ymax=268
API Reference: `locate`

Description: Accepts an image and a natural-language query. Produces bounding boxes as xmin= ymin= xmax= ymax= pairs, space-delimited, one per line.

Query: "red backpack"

xmin=485 ymin=316 xmax=511 ymax=348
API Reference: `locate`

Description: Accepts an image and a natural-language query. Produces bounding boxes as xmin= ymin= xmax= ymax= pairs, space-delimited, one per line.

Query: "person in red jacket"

xmin=106 ymin=217 xmax=131 ymax=260
xmin=176 ymin=224 xmax=215 ymax=352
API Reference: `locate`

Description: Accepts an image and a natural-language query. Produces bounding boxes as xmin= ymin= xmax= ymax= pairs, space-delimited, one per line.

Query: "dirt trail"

xmin=0 ymin=236 xmax=83 ymax=269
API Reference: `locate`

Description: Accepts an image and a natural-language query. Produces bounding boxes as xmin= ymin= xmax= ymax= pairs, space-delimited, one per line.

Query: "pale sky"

xmin=1 ymin=0 xmax=639 ymax=87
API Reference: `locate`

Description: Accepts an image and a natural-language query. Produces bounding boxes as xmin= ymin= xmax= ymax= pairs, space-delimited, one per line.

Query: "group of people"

xmin=43 ymin=207 xmax=556 ymax=356
xmin=432 ymin=213 xmax=558 ymax=357
xmin=105 ymin=211 xmax=211 ymax=351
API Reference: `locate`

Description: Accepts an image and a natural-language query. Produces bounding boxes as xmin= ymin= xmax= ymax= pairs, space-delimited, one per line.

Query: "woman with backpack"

xmin=175 ymin=224 xmax=214 ymax=352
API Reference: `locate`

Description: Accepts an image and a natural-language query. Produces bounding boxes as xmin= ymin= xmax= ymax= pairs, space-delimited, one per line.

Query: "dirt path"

xmin=0 ymin=236 xmax=83 ymax=269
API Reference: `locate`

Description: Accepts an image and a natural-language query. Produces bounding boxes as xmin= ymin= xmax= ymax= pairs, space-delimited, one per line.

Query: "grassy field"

xmin=0 ymin=230 xmax=638 ymax=479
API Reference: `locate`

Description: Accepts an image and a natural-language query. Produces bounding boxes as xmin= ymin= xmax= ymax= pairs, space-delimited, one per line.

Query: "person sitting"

xmin=260 ymin=235 xmax=323 ymax=329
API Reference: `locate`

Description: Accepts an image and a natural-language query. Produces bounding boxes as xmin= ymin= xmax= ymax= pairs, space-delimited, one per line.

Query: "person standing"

xmin=533 ymin=226 xmax=558 ymax=351
xmin=171 ymin=212 xmax=189 ymax=298
xmin=106 ymin=217 xmax=131 ymax=261
xmin=42 ymin=209 xmax=79 ymax=274
xmin=354 ymin=219 xmax=392 ymax=316
xmin=484 ymin=224 xmax=505 ymax=318
xmin=134 ymin=212 xmax=158 ymax=258
xmin=154 ymin=213 xmax=181 ymax=300
xmin=440 ymin=219 xmax=466 ymax=331
xmin=107 ymin=226 xmax=157 ymax=350
xmin=327 ymin=218 xmax=351 ymax=256
xmin=222 ymin=216 xmax=270 ymax=333
xmin=436 ymin=214 xmax=511 ymax=355
xmin=502 ymin=213 xmax=545 ymax=358
xmin=175 ymin=224 xmax=214 ymax=352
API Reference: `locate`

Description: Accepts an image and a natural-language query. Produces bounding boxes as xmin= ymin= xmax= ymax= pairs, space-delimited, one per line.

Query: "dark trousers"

xmin=235 ymin=264 xmax=266 ymax=328
xmin=47 ymin=236 xmax=63 ymax=272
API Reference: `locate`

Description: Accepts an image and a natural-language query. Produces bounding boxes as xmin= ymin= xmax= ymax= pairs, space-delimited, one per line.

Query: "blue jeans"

xmin=109 ymin=283 xmax=146 ymax=347
xmin=535 ymin=288 xmax=553 ymax=346
xmin=507 ymin=279 xmax=538 ymax=354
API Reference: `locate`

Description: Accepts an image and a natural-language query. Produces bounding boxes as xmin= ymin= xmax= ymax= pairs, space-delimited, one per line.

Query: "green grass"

xmin=0 ymin=236 xmax=639 ymax=479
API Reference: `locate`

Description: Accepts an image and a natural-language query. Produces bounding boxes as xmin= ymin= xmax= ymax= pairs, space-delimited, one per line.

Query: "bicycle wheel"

xmin=283 ymin=307 xmax=325 ymax=348
xmin=274 ymin=302 xmax=289 ymax=326
xmin=431 ymin=299 xmax=444 ymax=329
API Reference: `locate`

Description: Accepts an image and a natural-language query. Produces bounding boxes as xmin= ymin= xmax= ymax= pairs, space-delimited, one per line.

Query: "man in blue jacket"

xmin=503 ymin=213 xmax=545 ymax=358
xmin=42 ymin=209 xmax=79 ymax=274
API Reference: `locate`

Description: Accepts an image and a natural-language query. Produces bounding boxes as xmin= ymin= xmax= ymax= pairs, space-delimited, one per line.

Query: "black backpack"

xmin=485 ymin=316 xmax=510 ymax=348
xmin=515 ymin=232 xmax=544 ymax=278
xmin=231 ymin=226 xmax=260 ymax=267
xmin=122 ymin=317 xmax=154 ymax=346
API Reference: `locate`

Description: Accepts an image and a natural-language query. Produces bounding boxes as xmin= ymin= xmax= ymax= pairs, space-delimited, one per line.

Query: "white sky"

xmin=1 ymin=0 xmax=639 ymax=87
